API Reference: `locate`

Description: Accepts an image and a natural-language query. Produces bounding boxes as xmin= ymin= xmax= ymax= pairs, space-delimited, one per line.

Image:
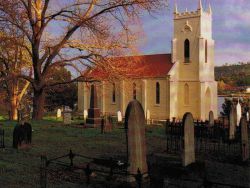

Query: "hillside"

xmin=215 ymin=62 xmax=250 ymax=94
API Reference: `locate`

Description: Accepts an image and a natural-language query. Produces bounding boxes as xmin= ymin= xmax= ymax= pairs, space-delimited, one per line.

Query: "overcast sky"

xmin=138 ymin=0 xmax=250 ymax=66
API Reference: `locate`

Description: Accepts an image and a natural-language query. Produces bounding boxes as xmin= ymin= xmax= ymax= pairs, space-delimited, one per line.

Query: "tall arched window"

xmin=184 ymin=39 xmax=190 ymax=63
xmin=156 ymin=82 xmax=160 ymax=104
xmin=205 ymin=40 xmax=208 ymax=63
xmin=112 ymin=83 xmax=116 ymax=103
xmin=133 ymin=83 xmax=136 ymax=100
xmin=184 ymin=83 xmax=189 ymax=105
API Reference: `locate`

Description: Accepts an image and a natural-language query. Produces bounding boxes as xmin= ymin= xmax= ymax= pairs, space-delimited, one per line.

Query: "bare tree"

xmin=0 ymin=0 xmax=166 ymax=120
xmin=0 ymin=31 xmax=31 ymax=120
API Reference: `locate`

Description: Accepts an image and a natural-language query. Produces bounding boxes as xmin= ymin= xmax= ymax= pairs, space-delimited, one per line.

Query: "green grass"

xmin=0 ymin=119 xmax=166 ymax=187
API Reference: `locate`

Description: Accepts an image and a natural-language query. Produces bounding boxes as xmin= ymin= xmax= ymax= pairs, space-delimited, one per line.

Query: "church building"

xmin=78 ymin=1 xmax=218 ymax=121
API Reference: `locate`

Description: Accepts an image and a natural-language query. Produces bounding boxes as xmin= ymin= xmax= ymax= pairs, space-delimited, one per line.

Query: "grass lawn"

xmin=0 ymin=119 xmax=166 ymax=188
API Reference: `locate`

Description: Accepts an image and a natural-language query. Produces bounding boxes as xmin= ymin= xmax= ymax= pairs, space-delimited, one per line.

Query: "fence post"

xmin=40 ymin=155 xmax=48 ymax=188
xmin=69 ymin=149 xmax=75 ymax=167
xmin=135 ymin=168 xmax=142 ymax=188
xmin=84 ymin=163 xmax=92 ymax=185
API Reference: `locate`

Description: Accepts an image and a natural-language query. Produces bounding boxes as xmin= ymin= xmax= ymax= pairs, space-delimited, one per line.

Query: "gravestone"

xmin=146 ymin=110 xmax=150 ymax=124
xmin=247 ymin=112 xmax=249 ymax=122
xmin=182 ymin=112 xmax=195 ymax=167
xmin=240 ymin=117 xmax=249 ymax=162
xmin=117 ymin=111 xmax=122 ymax=122
xmin=236 ymin=101 xmax=242 ymax=126
xmin=63 ymin=111 xmax=72 ymax=125
xmin=125 ymin=100 xmax=148 ymax=182
xmin=57 ymin=109 xmax=62 ymax=118
xmin=86 ymin=85 xmax=101 ymax=127
xmin=229 ymin=105 xmax=236 ymax=140
xmin=83 ymin=110 xmax=88 ymax=121
xmin=208 ymin=111 xmax=214 ymax=127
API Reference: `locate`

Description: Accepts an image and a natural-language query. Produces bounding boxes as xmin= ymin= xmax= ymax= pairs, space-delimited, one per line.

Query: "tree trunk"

xmin=9 ymin=81 xmax=18 ymax=121
xmin=32 ymin=88 xmax=45 ymax=120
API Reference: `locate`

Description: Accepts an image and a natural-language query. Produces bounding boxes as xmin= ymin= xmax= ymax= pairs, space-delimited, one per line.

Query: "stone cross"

xmin=240 ymin=117 xmax=249 ymax=162
xmin=182 ymin=112 xmax=195 ymax=167
xmin=117 ymin=111 xmax=122 ymax=122
xmin=57 ymin=109 xmax=62 ymax=118
xmin=208 ymin=111 xmax=214 ymax=127
xmin=229 ymin=105 xmax=236 ymax=140
xmin=125 ymin=100 xmax=148 ymax=182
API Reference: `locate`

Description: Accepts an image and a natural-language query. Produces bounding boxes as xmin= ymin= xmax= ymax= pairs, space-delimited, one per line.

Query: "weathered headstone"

xmin=229 ymin=105 xmax=236 ymax=140
xmin=146 ymin=110 xmax=150 ymax=124
xmin=208 ymin=111 xmax=214 ymax=127
xmin=86 ymin=85 xmax=101 ymax=127
xmin=247 ymin=112 xmax=249 ymax=122
xmin=125 ymin=100 xmax=148 ymax=182
xmin=63 ymin=111 xmax=72 ymax=125
xmin=182 ymin=112 xmax=195 ymax=167
xmin=117 ymin=111 xmax=122 ymax=122
xmin=236 ymin=100 xmax=242 ymax=126
xmin=240 ymin=117 xmax=249 ymax=162
xmin=57 ymin=109 xmax=62 ymax=118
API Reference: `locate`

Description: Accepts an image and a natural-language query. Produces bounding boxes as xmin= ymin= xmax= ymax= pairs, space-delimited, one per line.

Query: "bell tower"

xmin=171 ymin=0 xmax=217 ymax=120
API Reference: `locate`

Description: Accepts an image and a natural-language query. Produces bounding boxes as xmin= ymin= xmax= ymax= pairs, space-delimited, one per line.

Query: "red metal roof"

xmin=84 ymin=54 xmax=173 ymax=80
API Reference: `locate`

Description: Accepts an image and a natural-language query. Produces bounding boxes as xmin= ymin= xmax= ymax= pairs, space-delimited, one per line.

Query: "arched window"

xmin=184 ymin=39 xmax=190 ymax=63
xmin=156 ymin=82 xmax=160 ymax=104
xmin=133 ymin=83 xmax=136 ymax=100
xmin=112 ymin=83 xmax=116 ymax=103
xmin=205 ymin=40 xmax=208 ymax=63
xmin=184 ymin=83 xmax=189 ymax=105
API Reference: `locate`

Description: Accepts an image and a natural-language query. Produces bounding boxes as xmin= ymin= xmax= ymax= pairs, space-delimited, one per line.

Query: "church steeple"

xmin=174 ymin=2 xmax=178 ymax=14
xmin=198 ymin=0 xmax=203 ymax=12
xmin=207 ymin=3 xmax=212 ymax=14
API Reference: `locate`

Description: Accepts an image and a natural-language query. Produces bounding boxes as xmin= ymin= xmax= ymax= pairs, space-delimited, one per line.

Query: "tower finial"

xmin=208 ymin=3 xmax=212 ymax=14
xmin=174 ymin=2 xmax=178 ymax=14
xmin=198 ymin=0 xmax=203 ymax=11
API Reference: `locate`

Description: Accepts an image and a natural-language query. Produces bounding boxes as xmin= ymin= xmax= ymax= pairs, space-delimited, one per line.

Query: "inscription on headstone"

xmin=240 ymin=117 xmax=249 ymax=162
xmin=182 ymin=112 xmax=195 ymax=167
xmin=125 ymin=100 xmax=148 ymax=181
xmin=63 ymin=112 xmax=71 ymax=125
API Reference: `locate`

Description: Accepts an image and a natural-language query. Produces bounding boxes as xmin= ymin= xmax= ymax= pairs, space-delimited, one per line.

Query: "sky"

xmin=138 ymin=0 xmax=250 ymax=66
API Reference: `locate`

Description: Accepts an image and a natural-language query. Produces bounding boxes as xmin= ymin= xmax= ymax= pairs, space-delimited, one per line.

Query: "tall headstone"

xmin=240 ymin=117 xmax=249 ymax=162
xmin=229 ymin=105 xmax=236 ymax=140
xmin=57 ymin=109 xmax=62 ymax=118
xmin=247 ymin=112 xmax=249 ymax=122
xmin=86 ymin=85 xmax=101 ymax=127
xmin=208 ymin=111 xmax=214 ymax=127
xmin=182 ymin=112 xmax=195 ymax=167
xmin=236 ymin=100 xmax=242 ymax=126
xmin=117 ymin=111 xmax=122 ymax=122
xmin=125 ymin=100 xmax=148 ymax=182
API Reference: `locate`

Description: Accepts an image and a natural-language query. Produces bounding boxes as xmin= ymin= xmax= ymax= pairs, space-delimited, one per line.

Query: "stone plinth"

xmin=86 ymin=85 xmax=101 ymax=127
